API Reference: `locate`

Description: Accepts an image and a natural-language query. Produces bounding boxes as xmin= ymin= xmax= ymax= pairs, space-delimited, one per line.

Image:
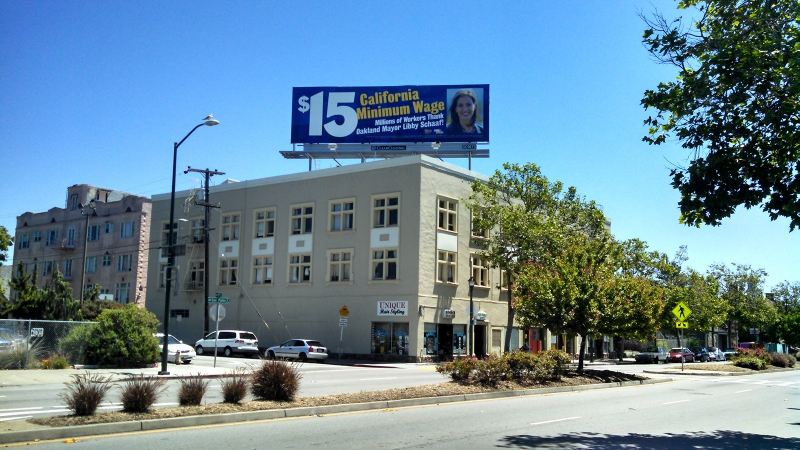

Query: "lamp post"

xmin=468 ymin=276 xmax=475 ymax=357
xmin=79 ymin=200 xmax=96 ymax=305
xmin=160 ymin=115 xmax=219 ymax=375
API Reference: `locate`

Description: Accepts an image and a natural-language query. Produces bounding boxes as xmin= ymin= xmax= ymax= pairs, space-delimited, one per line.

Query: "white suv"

xmin=195 ymin=330 xmax=259 ymax=357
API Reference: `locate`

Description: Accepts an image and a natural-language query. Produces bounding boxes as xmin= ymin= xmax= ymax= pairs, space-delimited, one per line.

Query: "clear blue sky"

xmin=1 ymin=1 xmax=796 ymax=288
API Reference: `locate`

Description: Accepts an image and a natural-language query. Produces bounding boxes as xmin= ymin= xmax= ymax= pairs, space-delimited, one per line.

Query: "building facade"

xmin=12 ymin=184 xmax=152 ymax=306
xmin=145 ymin=156 xmax=548 ymax=361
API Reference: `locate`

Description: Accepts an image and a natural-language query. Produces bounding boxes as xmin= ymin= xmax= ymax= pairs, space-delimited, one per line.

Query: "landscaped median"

xmin=0 ymin=377 xmax=670 ymax=445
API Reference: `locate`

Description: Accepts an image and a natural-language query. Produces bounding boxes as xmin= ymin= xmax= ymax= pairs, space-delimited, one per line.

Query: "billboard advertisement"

xmin=291 ymin=84 xmax=489 ymax=144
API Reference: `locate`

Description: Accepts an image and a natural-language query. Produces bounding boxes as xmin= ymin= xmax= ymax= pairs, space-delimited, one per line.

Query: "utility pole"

xmin=185 ymin=167 xmax=224 ymax=337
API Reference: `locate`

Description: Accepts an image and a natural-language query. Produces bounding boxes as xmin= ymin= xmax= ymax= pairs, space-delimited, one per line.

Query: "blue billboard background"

xmin=291 ymin=84 xmax=489 ymax=144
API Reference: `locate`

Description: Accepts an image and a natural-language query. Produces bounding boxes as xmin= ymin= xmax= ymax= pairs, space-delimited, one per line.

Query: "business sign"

xmin=291 ymin=84 xmax=490 ymax=144
xmin=442 ymin=309 xmax=456 ymax=319
xmin=377 ymin=301 xmax=408 ymax=316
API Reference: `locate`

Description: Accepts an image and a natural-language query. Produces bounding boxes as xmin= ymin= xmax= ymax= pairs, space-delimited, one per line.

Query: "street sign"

xmin=339 ymin=317 xmax=348 ymax=327
xmin=339 ymin=305 xmax=349 ymax=317
xmin=209 ymin=304 xmax=226 ymax=322
xmin=676 ymin=321 xmax=688 ymax=329
xmin=208 ymin=297 xmax=230 ymax=303
xmin=672 ymin=302 xmax=692 ymax=321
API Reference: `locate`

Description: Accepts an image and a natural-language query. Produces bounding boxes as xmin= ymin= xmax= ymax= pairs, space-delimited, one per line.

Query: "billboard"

xmin=291 ymin=84 xmax=489 ymax=144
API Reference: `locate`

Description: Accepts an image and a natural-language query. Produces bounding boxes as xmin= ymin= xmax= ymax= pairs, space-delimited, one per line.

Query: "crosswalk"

xmin=680 ymin=377 xmax=800 ymax=389
xmin=0 ymin=402 xmax=178 ymax=422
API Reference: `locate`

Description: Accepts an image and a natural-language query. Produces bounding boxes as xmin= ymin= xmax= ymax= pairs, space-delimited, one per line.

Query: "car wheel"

xmin=183 ymin=360 xmax=191 ymax=364
xmin=267 ymin=350 xmax=275 ymax=360
xmin=195 ymin=346 xmax=204 ymax=355
xmin=223 ymin=347 xmax=233 ymax=357
xmin=299 ymin=352 xmax=307 ymax=362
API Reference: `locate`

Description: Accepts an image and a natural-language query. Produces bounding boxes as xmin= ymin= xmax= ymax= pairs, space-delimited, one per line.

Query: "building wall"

xmin=146 ymin=156 xmax=521 ymax=359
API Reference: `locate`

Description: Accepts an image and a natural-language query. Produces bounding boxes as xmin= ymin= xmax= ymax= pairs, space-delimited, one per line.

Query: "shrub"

xmin=41 ymin=353 xmax=70 ymax=370
xmin=768 ymin=353 xmax=796 ymax=368
xmin=251 ymin=360 xmax=302 ymax=401
xmin=435 ymin=357 xmax=479 ymax=382
xmin=473 ymin=353 xmax=510 ymax=386
xmin=178 ymin=375 xmax=210 ymax=406
xmin=75 ymin=304 xmax=160 ymax=367
xmin=59 ymin=372 xmax=114 ymax=416
xmin=542 ymin=349 xmax=571 ymax=379
xmin=60 ymin=324 xmax=96 ymax=365
xmin=120 ymin=374 xmax=167 ymax=413
xmin=220 ymin=367 xmax=250 ymax=404
xmin=505 ymin=350 xmax=538 ymax=381
xmin=733 ymin=355 xmax=768 ymax=370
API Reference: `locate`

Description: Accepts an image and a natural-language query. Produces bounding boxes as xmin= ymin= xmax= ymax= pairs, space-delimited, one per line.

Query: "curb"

xmin=644 ymin=366 xmax=797 ymax=377
xmin=0 ymin=378 xmax=669 ymax=445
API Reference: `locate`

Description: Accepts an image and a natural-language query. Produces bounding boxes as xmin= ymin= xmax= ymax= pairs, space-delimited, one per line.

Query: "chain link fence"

xmin=0 ymin=319 xmax=97 ymax=369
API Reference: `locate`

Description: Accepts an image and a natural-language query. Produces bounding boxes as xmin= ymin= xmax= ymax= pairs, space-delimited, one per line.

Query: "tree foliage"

xmin=640 ymin=0 xmax=800 ymax=229
xmin=467 ymin=162 xmax=607 ymax=352
xmin=0 ymin=226 xmax=12 ymax=266
xmin=4 ymin=262 xmax=82 ymax=320
xmin=710 ymin=263 xmax=778 ymax=345
xmin=763 ymin=281 xmax=800 ymax=346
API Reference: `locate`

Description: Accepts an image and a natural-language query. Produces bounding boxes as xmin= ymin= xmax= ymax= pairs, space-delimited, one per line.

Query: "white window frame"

xmin=327 ymin=249 xmax=352 ymax=283
xmin=188 ymin=260 xmax=205 ymax=289
xmin=120 ymin=221 xmax=134 ymax=238
xmin=162 ymin=222 xmax=177 ymax=247
xmin=18 ymin=234 xmax=29 ymax=249
xmin=69 ymin=194 xmax=79 ymax=211
xmin=46 ymin=230 xmax=58 ymax=246
xmin=105 ymin=221 xmax=114 ymax=234
xmin=221 ymin=213 xmax=240 ymax=241
xmin=252 ymin=256 xmax=273 ymax=284
xmin=115 ymin=282 xmax=130 ymax=304
xmin=329 ymin=199 xmax=355 ymax=232
xmin=437 ymin=197 xmax=457 ymax=232
xmin=371 ymin=248 xmax=398 ymax=281
xmin=471 ymin=253 xmax=490 ymax=287
xmin=372 ymin=194 xmax=399 ymax=228
xmin=42 ymin=260 xmax=54 ymax=276
xmin=117 ymin=254 xmax=132 ymax=272
xmin=85 ymin=256 xmax=97 ymax=274
xmin=159 ymin=263 xmax=167 ymax=288
xmin=288 ymin=253 xmax=312 ymax=283
xmin=254 ymin=208 xmax=276 ymax=238
xmin=33 ymin=231 xmax=41 ymax=242
xmin=290 ymin=203 xmax=314 ymax=235
xmin=219 ymin=259 xmax=238 ymax=285
xmin=102 ymin=254 xmax=112 ymax=266
xmin=437 ymin=250 xmax=457 ymax=284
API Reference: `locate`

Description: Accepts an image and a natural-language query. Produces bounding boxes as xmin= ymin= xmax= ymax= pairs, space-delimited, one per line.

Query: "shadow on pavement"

xmin=497 ymin=430 xmax=800 ymax=449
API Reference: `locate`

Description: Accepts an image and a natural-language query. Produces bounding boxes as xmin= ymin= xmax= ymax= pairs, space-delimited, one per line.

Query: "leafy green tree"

xmin=640 ymin=0 xmax=800 ymax=229
xmin=0 ymin=226 xmax=12 ymax=266
xmin=710 ymin=263 xmax=778 ymax=345
xmin=467 ymin=162 xmax=607 ymax=352
xmin=71 ymin=304 xmax=160 ymax=367
xmin=763 ymin=281 xmax=800 ymax=346
xmin=4 ymin=262 xmax=82 ymax=320
xmin=667 ymin=269 xmax=727 ymax=346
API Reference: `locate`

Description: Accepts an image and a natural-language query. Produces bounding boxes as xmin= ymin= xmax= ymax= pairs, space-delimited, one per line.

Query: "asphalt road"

xmin=25 ymin=370 xmax=800 ymax=449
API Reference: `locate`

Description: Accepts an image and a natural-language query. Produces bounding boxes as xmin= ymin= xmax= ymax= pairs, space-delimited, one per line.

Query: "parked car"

xmin=0 ymin=336 xmax=14 ymax=351
xmin=195 ymin=330 xmax=259 ymax=357
xmin=635 ymin=347 xmax=668 ymax=364
xmin=666 ymin=347 xmax=695 ymax=363
xmin=155 ymin=333 xmax=196 ymax=364
xmin=723 ymin=348 xmax=739 ymax=359
xmin=690 ymin=346 xmax=711 ymax=362
xmin=706 ymin=346 xmax=725 ymax=361
xmin=0 ymin=328 xmax=24 ymax=347
xmin=265 ymin=339 xmax=328 ymax=362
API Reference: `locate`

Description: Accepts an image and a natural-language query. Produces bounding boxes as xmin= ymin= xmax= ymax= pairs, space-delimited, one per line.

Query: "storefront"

xmin=372 ymin=301 xmax=410 ymax=356
xmin=423 ymin=323 xmax=466 ymax=359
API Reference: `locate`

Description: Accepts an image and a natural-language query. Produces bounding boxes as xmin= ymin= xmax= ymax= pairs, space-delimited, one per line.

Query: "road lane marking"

xmin=735 ymin=389 xmax=752 ymax=394
xmin=0 ymin=406 xmax=44 ymax=413
xmin=531 ymin=416 xmax=580 ymax=426
xmin=0 ymin=415 xmax=32 ymax=422
xmin=663 ymin=400 xmax=690 ymax=405
xmin=360 ymin=377 xmax=397 ymax=381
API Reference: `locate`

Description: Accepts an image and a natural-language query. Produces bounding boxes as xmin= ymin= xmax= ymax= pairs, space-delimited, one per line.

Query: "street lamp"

xmin=160 ymin=115 xmax=219 ymax=375
xmin=468 ymin=276 xmax=475 ymax=357
xmin=79 ymin=200 xmax=96 ymax=305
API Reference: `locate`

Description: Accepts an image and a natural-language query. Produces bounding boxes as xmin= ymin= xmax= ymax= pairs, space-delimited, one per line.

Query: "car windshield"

xmin=158 ymin=335 xmax=181 ymax=345
xmin=307 ymin=341 xmax=323 ymax=347
xmin=669 ymin=348 xmax=683 ymax=353
xmin=708 ymin=347 xmax=718 ymax=352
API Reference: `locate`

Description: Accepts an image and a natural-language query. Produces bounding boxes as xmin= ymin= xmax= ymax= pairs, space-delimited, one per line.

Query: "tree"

xmin=710 ymin=263 xmax=778 ymax=345
xmin=640 ymin=0 xmax=800 ymax=229
xmin=0 ymin=226 xmax=12 ymax=266
xmin=5 ymin=262 xmax=82 ymax=321
xmin=467 ymin=162 xmax=607 ymax=352
xmin=667 ymin=268 xmax=728 ymax=346
xmin=763 ymin=281 xmax=800 ymax=346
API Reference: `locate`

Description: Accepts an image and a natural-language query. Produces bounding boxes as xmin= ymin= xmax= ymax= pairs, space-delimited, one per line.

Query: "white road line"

xmin=0 ymin=416 xmax=32 ymax=422
xmin=663 ymin=400 xmax=690 ymax=405
xmin=359 ymin=377 xmax=397 ymax=381
xmin=735 ymin=389 xmax=752 ymax=394
xmin=0 ymin=406 xmax=44 ymax=413
xmin=531 ymin=416 xmax=581 ymax=426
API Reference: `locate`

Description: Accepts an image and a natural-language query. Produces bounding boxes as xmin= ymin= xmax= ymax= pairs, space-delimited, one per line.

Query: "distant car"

xmin=666 ymin=347 xmax=695 ymax=363
xmin=265 ymin=339 xmax=328 ymax=363
xmin=0 ymin=336 xmax=14 ymax=351
xmin=155 ymin=333 xmax=196 ymax=364
xmin=690 ymin=346 xmax=710 ymax=362
xmin=0 ymin=328 xmax=24 ymax=347
xmin=635 ymin=347 xmax=668 ymax=364
xmin=723 ymin=348 xmax=739 ymax=359
xmin=195 ymin=330 xmax=259 ymax=357
xmin=706 ymin=346 xmax=725 ymax=361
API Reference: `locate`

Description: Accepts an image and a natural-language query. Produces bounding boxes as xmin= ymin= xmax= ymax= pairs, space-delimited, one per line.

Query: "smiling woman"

xmin=445 ymin=88 xmax=483 ymax=135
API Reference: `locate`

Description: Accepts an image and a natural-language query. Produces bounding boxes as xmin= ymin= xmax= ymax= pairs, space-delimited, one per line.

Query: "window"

xmin=289 ymin=253 xmax=312 ymax=283
xmin=219 ymin=259 xmax=238 ymax=285
xmin=372 ymin=194 xmax=399 ymax=228
xmin=471 ymin=254 xmax=490 ymax=287
xmin=115 ymin=283 xmax=130 ymax=304
xmin=438 ymin=198 xmax=457 ymax=232
xmin=18 ymin=234 xmax=29 ymax=249
xmin=188 ymin=260 xmax=204 ymax=289
xmin=500 ymin=270 xmax=509 ymax=290
xmin=117 ymin=254 xmax=132 ymax=272
xmin=252 ymin=257 xmax=273 ymax=284
xmin=162 ymin=222 xmax=177 ymax=247
xmin=371 ymin=249 xmax=397 ymax=280
xmin=120 ymin=221 xmax=134 ymax=238
xmin=102 ymin=254 xmax=112 ymax=266
xmin=190 ymin=219 xmax=205 ymax=243
xmin=65 ymin=227 xmax=75 ymax=248
xmin=64 ymin=259 xmax=73 ymax=278
xmin=471 ymin=213 xmax=489 ymax=238
xmin=33 ymin=231 xmax=41 ymax=242
xmin=371 ymin=322 xmax=409 ymax=355
xmin=42 ymin=261 xmax=54 ymax=276
xmin=86 ymin=257 xmax=97 ymax=274
xmin=170 ymin=309 xmax=190 ymax=318
xmin=69 ymin=194 xmax=79 ymax=210
xmin=254 ymin=209 xmax=275 ymax=238
xmin=159 ymin=263 xmax=167 ymax=288
xmin=437 ymin=251 xmax=457 ymax=283
xmin=328 ymin=250 xmax=352 ymax=282
xmin=88 ymin=224 xmax=100 ymax=242
xmin=221 ymin=214 xmax=240 ymax=241
xmin=46 ymin=230 xmax=58 ymax=246
xmin=105 ymin=221 xmax=114 ymax=234
xmin=329 ymin=199 xmax=354 ymax=231
xmin=291 ymin=204 xmax=313 ymax=235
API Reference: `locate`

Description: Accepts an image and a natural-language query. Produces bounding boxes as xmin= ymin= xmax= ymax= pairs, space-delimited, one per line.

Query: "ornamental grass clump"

xmin=59 ymin=372 xmax=114 ymax=416
xmin=220 ymin=367 xmax=250 ymax=404
xmin=768 ymin=352 xmax=796 ymax=368
xmin=120 ymin=374 xmax=167 ymax=413
xmin=178 ymin=374 xmax=210 ymax=406
xmin=250 ymin=360 xmax=302 ymax=401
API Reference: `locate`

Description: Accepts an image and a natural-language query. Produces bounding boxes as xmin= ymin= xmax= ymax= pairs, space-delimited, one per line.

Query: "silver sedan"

xmin=266 ymin=339 xmax=328 ymax=362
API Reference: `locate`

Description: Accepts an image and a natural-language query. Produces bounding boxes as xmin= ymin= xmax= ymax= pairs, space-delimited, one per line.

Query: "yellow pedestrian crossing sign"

xmin=672 ymin=302 xmax=691 ymax=321
xmin=339 ymin=305 xmax=349 ymax=317
xmin=676 ymin=321 xmax=688 ymax=329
